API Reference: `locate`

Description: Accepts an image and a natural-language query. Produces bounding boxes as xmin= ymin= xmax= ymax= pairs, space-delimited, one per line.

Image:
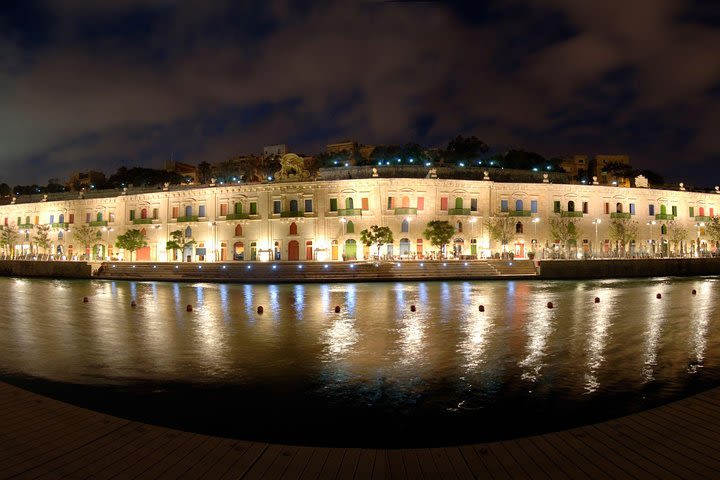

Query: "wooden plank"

xmin=219 ymin=442 xmax=270 ymax=480
xmin=156 ymin=435 xmax=225 ymax=479
xmin=443 ymin=447 xmax=475 ymax=480
xmin=385 ymin=449 xmax=406 ymax=479
xmin=454 ymin=445 xmax=488 ymax=479
xmin=332 ymin=447 xmax=360 ymax=480
xmin=399 ymin=449 xmax=423 ymax=479
xmin=352 ymin=449 xmax=376 ymax=480
xmin=182 ymin=439 xmax=246 ymax=479
xmin=489 ymin=442 xmax=531 ymax=479
xmin=371 ymin=450 xmax=389 ymax=480
xmin=527 ymin=435 xmax=590 ymax=480
xmin=414 ymin=448 xmax=441 ymax=479
xmin=136 ymin=433 xmax=212 ymax=480
xmin=279 ymin=446 xmax=315 ymax=480
xmin=316 ymin=448 xmax=346 ymax=480
xmin=547 ymin=431 xmax=620 ymax=480
xmin=101 ymin=430 xmax=195 ymax=479
xmin=578 ymin=424 xmax=682 ymax=480
xmin=513 ymin=436 xmax=568 ymax=480
xmin=297 ymin=448 xmax=330 ymax=480
xmin=243 ymin=443 xmax=295 ymax=480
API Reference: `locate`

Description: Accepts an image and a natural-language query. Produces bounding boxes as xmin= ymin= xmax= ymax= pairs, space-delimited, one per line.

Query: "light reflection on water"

xmin=1 ymin=276 xmax=719 ymax=444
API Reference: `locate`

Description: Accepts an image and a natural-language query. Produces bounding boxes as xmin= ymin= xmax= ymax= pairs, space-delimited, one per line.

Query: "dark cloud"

xmin=1 ymin=0 xmax=719 ymax=185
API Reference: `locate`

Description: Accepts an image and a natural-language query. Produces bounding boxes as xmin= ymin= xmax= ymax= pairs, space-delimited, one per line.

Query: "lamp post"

xmin=592 ymin=219 xmax=601 ymax=258
xmin=101 ymin=227 xmax=113 ymax=260
xmin=532 ymin=217 xmax=540 ymax=251
xmin=646 ymin=220 xmax=656 ymax=256
xmin=696 ymin=222 xmax=705 ymax=257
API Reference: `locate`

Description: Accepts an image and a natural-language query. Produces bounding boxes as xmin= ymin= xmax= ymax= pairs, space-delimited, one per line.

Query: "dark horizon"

xmin=1 ymin=0 xmax=719 ymax=186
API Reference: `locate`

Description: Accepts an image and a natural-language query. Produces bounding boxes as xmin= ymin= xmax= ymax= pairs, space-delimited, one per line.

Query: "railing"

xmin=655 ymin=213 xmax=675 ymax=221
xmin=448 ymin=208 xmax=471 ymax=215
xmin=561 ymin=211 xmax=583 ymax=217
xmin=394 ymin=208 xmax=417 ymax=215
xmin=51 ymin=223 xmax=69 ymax=229
xmin=89 ymin=220 xmax=108 ymax=227
xmin=225 ymin=212 xmax=250 ymax=220
xmin=610 ymin=212 xmax=631 ymax=219
xmin=508 ymin=210 xmax=532 ymax=217
xmin=132 ymin=218 xmax=154 ymax=224
xmin=337 ymin=208 xmax=363 ymax=216
xmin=176 ymin=216 xmax=198 ymax=222
xmin=280 ymin=211 xmax=304 ymax=218
xmin=694 ymin=215 xmax=712 ymax=222
xmin=17 ymin=223 xmax=34 ymax=229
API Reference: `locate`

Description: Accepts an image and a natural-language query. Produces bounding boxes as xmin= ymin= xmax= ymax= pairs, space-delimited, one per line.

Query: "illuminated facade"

xmin=1 ymin=176 xmax=719 ymax=261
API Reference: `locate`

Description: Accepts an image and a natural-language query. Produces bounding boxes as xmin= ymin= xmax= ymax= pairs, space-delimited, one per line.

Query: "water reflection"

xmin=689 ymin=282 xmax=713 ymax=373
xmin=584 ymin=291 xmax=616 ymax=393
xmin=519 ymin=302 xmax=554 ymax=382
xmin=643 ymin=289 xmax=666 ymax=382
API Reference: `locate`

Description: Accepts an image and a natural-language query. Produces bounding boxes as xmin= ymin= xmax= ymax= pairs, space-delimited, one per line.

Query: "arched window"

xmin=457 ymin=221 xmax=463 ymax=233
xmin=58 ymin=214 xmax=64 ymax=223
xmin=185 ymin=205 xmax=192 ymax=217
xmin=345 ymin=197 xmax=354 ymax=209
xmin=455 ymin=197 xmax=464 ymax=209
xmin=97 ymin=212 xmax=103 ymax=222
xmin=616 ymin=203 xmax=623 ymax=213
xmin=290 ymin=199 xmax=299 ymax=212
xmin=141 ymin=208 xmax=147 ymax=219
xmin=235 ymin=202 xmax=243 ymax=214
xmin=661 ymin=224 xmax=667 ymax=235
xmin=401 ymin=219 xmax=409 ymax=232
xmin=185 ymin=227 xmax=192 ymax=238
xmin=346 ymin=221 xmax=355 ymax=234
xmin=401 ymin=196 xmax=410 ymax=208
xmin=516 ymin=222 xmax=523 ymax=234
xmin=515 ymin=199 xmax=523 ymax=211
xmin=234 ymin=224 xmax=242 ymax=237
xmin=25 ymin=215 xmax=30 ymax=225
xmin=660 ymin=205 xmax=667 ymax=215
xmin=568 ymin=201 xmax=575 ymax=212
xmin=58 ymin=231 xmax=64 ymax=240
xmin=140 ymin=228 xmax=146 ymax=236
xmin=289 ymin=222 xmax=298 ymax=235
xmin=699 ymin=207 xmax=705 ymax=216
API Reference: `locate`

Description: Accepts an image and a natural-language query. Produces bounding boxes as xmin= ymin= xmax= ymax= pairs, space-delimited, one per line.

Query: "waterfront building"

xmin=1 ymin=161 xmax=718 ymax=262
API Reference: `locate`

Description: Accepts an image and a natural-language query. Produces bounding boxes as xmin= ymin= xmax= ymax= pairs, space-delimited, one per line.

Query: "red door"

xmin=288 ymin=240 xmax=299 ymax=261
xmin=136 ymin=246 xmax=151 ymax=261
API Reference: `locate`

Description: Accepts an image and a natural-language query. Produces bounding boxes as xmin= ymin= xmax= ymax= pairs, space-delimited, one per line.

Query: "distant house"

xmin=66 ymin=171 xmax=106 ymax=191
xmin=164 ymin=160 xmax=197 ymax=183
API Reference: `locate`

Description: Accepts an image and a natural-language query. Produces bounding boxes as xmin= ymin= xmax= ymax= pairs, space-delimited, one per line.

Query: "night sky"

xmin=1 ymin=0 xmax=719 ymax=186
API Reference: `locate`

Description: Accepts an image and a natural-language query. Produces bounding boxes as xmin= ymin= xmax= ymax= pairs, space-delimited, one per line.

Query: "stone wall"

xmin=0 ymin=261 xmax=92 ymax=279
xmin=539 ymin=258 xmax=720 ymax=279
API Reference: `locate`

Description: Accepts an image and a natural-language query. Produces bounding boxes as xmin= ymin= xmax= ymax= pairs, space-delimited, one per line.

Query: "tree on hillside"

xmin=115 ymin=229 xmax=147 ymax=261
xmin=0 ymin=225 xmax=18 ymax=258
xmin=360 ymin=225 xmax=394 ymax=259
xmin=443 ymin=135 xmax=488 ymax=164
xmin=166 ymin=229 xmax=196 ymax=261
xmin=485 ymin=215 xmax=517 ymax=253
xmin=72 ymin=225 xmax=101 ymax=259
xmin=608 ymin=218 xmax=639 ymax=256
xmin=549 ymin=214 xmax=582 ymax=256
xmin=423 ymin=220 xmax=455 ymax=257
xmin=34 ymin=224 xmax=51 ymax=254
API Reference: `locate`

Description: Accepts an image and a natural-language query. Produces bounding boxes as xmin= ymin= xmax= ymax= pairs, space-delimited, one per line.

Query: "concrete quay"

xmin=1 ymin=379 xmax=720 ymax=479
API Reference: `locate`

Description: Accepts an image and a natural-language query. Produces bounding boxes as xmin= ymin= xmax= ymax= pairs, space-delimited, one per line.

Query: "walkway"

xmin=1 ymin=380 xmax=719 ymax=479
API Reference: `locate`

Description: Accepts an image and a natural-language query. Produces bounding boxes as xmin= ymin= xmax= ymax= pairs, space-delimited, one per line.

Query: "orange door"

xmin=288 ymin=240 xmax=299 ymax=261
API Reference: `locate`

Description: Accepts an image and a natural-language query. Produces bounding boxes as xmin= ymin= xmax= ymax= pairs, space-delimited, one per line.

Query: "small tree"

xmin=34 ymin=224 xmax=52 ymax=254
xmin=423 ymin=220 xmax=455 ymax=258
xmin=705 ymin=216 xmax=720 ymax=253
xmin=667 ymin=220 xmax=688 ymax=255
xmin=115 ymin=229 xmax=147 ymax=261
xmin=484 ymin=215 xmax=516 ymax=253
xmin=72 ymin=225 xmax=101 ymax=259
xmin=549 ymin=214 xmax=582 ymax=256
xmin=166 ymin=229 xmax=196 ymax=261
xmin=608 ymin=218 xmax=639 ymax=256
xmin=360 ymin=225 xmax=394 ymax=259
xmin=0 ymin=225 xmax=19 ymax=258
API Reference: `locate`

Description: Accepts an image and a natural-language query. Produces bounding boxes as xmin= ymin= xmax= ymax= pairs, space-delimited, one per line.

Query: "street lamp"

xmin=695 ymin=222 xmax=705 ymax=257
xmin=592 ymin=219 xmax=601 ymax=258
xmin=646 ymin=220 xmax=656 ymax=255
xmin=532 ymin=217 xmax=540 ymax=251
xmin=101 ymin=227 xmax=113 ymax=260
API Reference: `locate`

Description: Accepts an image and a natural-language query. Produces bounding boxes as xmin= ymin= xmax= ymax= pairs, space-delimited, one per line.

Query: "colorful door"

xmin=514 ymin=242 xmax=525 ymax=258
xmin=344 ymin=240 xmax=357 ymax=260
xmin=288 ymin=240 xmax=299 ymax=260
xmin=331 ymin=241 xmax=338 ymax=260
xmin=306 ymin=241 xmax=313 ymax=260
xmin=136 ymin=246 xmax=151 ymax=261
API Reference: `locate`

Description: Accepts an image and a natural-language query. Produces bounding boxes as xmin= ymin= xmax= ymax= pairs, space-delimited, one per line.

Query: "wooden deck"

xmin=1 ymin=381 xmax=720 ymax=479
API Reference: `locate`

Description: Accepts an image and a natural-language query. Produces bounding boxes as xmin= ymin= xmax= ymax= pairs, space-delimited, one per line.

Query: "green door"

xmin=344 ymin=240 xmax=357 ymax=260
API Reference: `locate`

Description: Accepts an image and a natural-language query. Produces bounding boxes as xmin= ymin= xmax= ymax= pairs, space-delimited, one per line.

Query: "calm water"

xmin=1 ymin=276 xmax=719 ymax=447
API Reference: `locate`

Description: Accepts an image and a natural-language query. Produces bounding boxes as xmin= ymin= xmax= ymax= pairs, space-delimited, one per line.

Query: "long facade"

xmin=2 ymin=177 xmax=719 ymax=261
